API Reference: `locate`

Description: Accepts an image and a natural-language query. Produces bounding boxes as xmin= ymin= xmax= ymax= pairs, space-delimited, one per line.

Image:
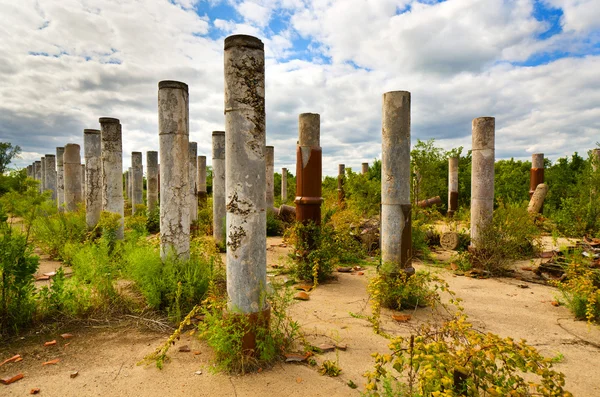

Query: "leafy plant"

xmin=554 ymin=255 xmax=600 ymax=322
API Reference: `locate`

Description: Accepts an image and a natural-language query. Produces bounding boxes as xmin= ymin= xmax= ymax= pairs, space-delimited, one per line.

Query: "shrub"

xmin=146 ymin=205 xmax=160 ymax=234
xmin=32 ymin=205 xmax=87 ymax=260
xmin=125 ymin=204 xmax=148 ymax=236
xmin=37 ymin=267 xmax=93 ymax=319
xmin=554 ymin=257 xmax=600 ymax=322
xmin=266 ymin=209 xmax=283 ymax=236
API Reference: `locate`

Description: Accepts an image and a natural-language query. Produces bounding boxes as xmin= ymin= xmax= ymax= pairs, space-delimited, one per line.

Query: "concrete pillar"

xmin=158 ymin=80 xmax=190 ymax=260
xmin=63 ymin=144 xmax=83 ymax=212
xmin=224 ymin=34 xmax=268 ymax=326
xmin=34 ymin=161 xmax=41 ymax=187
xmin=381 ymin=91 xmax=413 ymax=276
xmin=132 ymin=152 xmax=143 ymax=213
xmin=128 ymin=167 xmax=133 ymax=208
xmin=470 ymin=117 xmax=495 ymax=249
xmin=295 ymin=113 xmax=322 ymax=225
xmin=362 ymin=162 xmax=369 ymax=175
xmin=40 ymin=156 xmax=46 ymax=193
xmin=265 ymin=146 xmax=274 ymax=209
xmin=337 ymin=164 xmax=345 ymax=206
xmin=212 ymin=131 xmax=226 ymax=243
xmin=99 ymin=117 xmax=125 ymax=239
xmin=84 ymin=129 xmax=102 ymax=228
xmin=124 ymin=170 xmax=129 ymax=199
xmin=189 ymin=142 xmax=198 ymax=223
xmin=44 ymin=155 xmax=57 ymax=201
xmin=197 ymin=155 xmax=207 ymax=206
xmin=80 ymin=164 xmax=86 ymax=202
xmin=593 ymin=149 xmax=600 ymax=172
xmin=147 ymin=151 xmax=159 ymax=212
xmin=528 ymin=183 xmax=548 ymax=214
xmin=281 ymin=168 xmax=288 ymax=202
xmin=448 ymin=156 xmax=459 ymax=216
xmin=530 ymin=153 xmax=544 ymax=199
xmin=56 ymin=147 xmax=64 ymax=210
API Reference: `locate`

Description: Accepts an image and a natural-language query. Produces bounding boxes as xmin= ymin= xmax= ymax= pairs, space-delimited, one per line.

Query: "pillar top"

xmin=132 ymin=151 xmax=142 ymax=155
xmin=198 ymin=155 xmax=206 ymax=159
xmin=84 ymin=129 xmax=100 ymax=134
xmin=45 ymin=154 xmax=55 ymax=158
xmin=99 ymin=117 xmax=120 ymax=124
xmin=383 ymin=90 xmax=411 ymax=97
xmin=224 ymin=34 xmax=264 ymax=51
xmin=158 ymin=80 xmax=188 ymax=92
xmin=212 ymin=131 xmax=225 ymax=136
xmin=266 ymin=145 xmax=274 ymax=149
xmin=35 ymin=160 xmax=41 ymax=164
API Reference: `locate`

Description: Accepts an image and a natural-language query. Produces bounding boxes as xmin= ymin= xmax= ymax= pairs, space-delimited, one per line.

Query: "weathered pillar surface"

xmin=189 ymin=142 xmax=198 ymax=223
xmin=381 ymin=91 xmax=413 ymax=275
xmin=63 ymin=144 xmax=83 ymax=212
xmin=337 ymin=164 xmax=345 ymax=206
xmin=34 ymin=161 xmax=41 ymax=185
xmin=448 ymin=156 xmax=459 ymax=216
xmin=528 ymin=183 xmax=548 ymax=214
xmin=470 ymin=117 xmax=495 ymax=249
xmin=529 ymin=153 xmax=544 ymax=199
xmin=146 ymin=151 xmax=158 ymax=212
xmin=84 ymin=129 xmax=102 ymax=228
xmin=132 ymin=152 xmax=143 ymax=213
xmin=212 ymin=131 xmax=226 ymax=243
xmin=124 ymin=171 xmax=129 ymax=199
xmin=197 ymin=155 xmax=207 ymax=205
xmin=159 ymin=80 xmax=190 ymax=260
xmin=56 ymin=147 xmax=64 ymax=209
xmin=281 ymin=167 xmax=288 ymax=202
xmin=295 ymin=113 xmax=322 ymax=224
xmin=362 ymin=162 xmax=369 ymax=175
xmin=265 ymin=146 xmax=274 ymax=209
xmin=128 ymin=166 xmax=133 ymax=207
xmin=224 ymin=34 xmax=267 ymax=316
xmin=99 ymin=117 xmax=124 ymax=239
xmin=44 ymin=155 xmax=57 ymax=201
xmin=80 ymin=164 xmax=86 ymax=203
xmin=40 ymin=156 xmax=46 ymax=193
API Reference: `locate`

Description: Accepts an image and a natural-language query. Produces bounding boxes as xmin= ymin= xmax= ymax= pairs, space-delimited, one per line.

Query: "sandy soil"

xmin=2 ymin=236 xmax=600 ymax=396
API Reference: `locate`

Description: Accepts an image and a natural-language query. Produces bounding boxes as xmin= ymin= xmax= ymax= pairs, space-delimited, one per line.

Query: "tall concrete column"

xmin=63 ymin=144 xmax=83 ymax=212
xmin=26 ymin=165 xmax=31 ymax=178
xmin=189 ymin=142 xmax=198 ymax=223
xmin=212 ymin=131 xmax=226 ymax=243
xmin=40 ymin=157 xmax=46 ymax=193
xmin=84 ymin=129 xmax=102 ymax=228
xmin=197 ymin=155 xmax=207 ymax=206
xmin=530 ymin=153 xmax=544 ymax=199
xmin=128 ymin=166 xmax=133 ymax=207
xmin=470 ymin=117 xmax=495 ymax=249
xmin=80 ymin=164 xmax=86 ymax=202
xmin=224 ymin=34 xmax=268 ymax=326
xmin=56 ymin=147 xmax=64 ymax=210
xmin=281 ymin=167 xmax=288 ymax=202
xmin=44 ymin=155 xmax=57 ymax=201
xmin=34 ymin=161 xmax=41 ymax=186
xmin=124 ymin=171 xmax=129 ymax=199
xmin=265 ymin=146 xmax=274 ymax=209
xmin=132 ymin=152 xmax=143 ymax=213
xmin=448 ymin=156 xmax=459 ymax=217
xmin=337 ymin=164 xmax=345 ymax=206
xmin=362 ymin=162 xmax=369 ymax=175
xmin=99 ymin=117 xmax=125 ymax=239
xmin=381 ymin=91 xmax=413 ymax=275
xmin=147 ymin=151 xmax=158 ymax=212
xmin=295 ymin=113 xmax=322 ymax=224
xmin=158 ymin=80 xmax=190 ymax=260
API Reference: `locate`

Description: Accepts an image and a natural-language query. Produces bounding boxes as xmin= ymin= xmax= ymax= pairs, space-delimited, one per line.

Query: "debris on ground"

xmin=0 ymin=354 xmax=22 ymax=367
xmin=1 ymin=373 xmax=24 ymax=385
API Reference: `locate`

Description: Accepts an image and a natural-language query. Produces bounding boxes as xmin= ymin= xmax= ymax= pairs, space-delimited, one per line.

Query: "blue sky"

xmin=1 ymin=0 xmax=599 ymax=175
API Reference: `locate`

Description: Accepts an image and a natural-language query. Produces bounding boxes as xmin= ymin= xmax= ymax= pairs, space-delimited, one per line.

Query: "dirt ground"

xmin=2 ymin=236 xmax=600 ymax=396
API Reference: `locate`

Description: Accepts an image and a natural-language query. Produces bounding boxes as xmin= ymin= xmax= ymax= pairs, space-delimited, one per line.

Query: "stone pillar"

xmin=362 ymin=162 xmax=369 ymax=175
xmin=224 ymin=34 xmax=268 ymax=329
xmin=158 ymin=80 xmax=190 ymax=260
xmin=44 ymin=155 xmax=57 ymax=201
xmin=56 ymin=147 xmax=64 ymax=210
xmin=470 ymin=117 xmax=495 ymax=249
xmin=40 ymin=156 xmax=46 ymax=193
xmin=84 ymin=129 xmax=102 ymax=228
xmin=337 ymin=164 xmax=345 ymax=206
xmin=189 ymin=142 xmax=198 ymax=223
xmin=99 ymin=117 xmax=125 ymax=239
xmin=265 ymin=146 xmax=274 ymax=209
xmin=212 ymin=131 xmax=226 ymax=244
xmin=381 ymin=91 xmax=413 ymax=276
xmin=281 ymin=167 xmax=288 ymax=202
xmin=197 ymin=155 xmax=207 ymax=206
xmin=448 ymin=156 xmax=459 ymax=217
xmin=528 ymin=183 xmax=548 ymax=214
xmin=63 ymin=144 xmax=83 ymax=212
xmin=132 ymin=152 xmax=143 ymax=213
xmin=80 ymin=164 xmax=86 ymax=201
xmin=530 ymin=153 xmax=544 ymax=199
xmin=295 ymin=113 xmax=322 ymax=225
xmin=147 ymin=151 xmax=158 ymax=212
xmin=124 ymin=170 xmax=129 ymax=199
xmin=34 ymin=161 xmax=41 ymax=186
xmin=128 ymin=167 xmax=133 ymax=208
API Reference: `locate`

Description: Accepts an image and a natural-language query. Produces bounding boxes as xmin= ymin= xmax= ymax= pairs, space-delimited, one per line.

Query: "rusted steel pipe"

xmin=295 ymin=113 xmax=322 ymax=225
xmin=529 ymin=153 xmax=544 ymax=199
xmin=417 ymin=196 xmax=442 ymax=208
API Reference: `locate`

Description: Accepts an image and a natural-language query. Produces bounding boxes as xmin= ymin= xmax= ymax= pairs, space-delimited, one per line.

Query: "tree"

xmin=0 ymin=142 xmax=21 ymax=175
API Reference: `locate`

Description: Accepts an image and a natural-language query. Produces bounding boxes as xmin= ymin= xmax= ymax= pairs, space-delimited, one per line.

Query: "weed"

xmin=554 ymin=256 xmax=600 ymax=322
xmin=319 ymin=360 xmax=342 ymax=377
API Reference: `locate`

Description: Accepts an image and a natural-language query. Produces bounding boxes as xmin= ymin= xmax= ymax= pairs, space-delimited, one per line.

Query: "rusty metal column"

xmin=529 ymin=153 xmax=544 ymax=199
xmin=448 ymin=156 xmax=458 ymax=217
xmin=470 ymin=117 xmax=495 ymax=250
xmin=84 ymin=129 xmax=102 ymax=228
xmin=99 ymin=117 xmax=125 ymax=240
xmin=158 ymin=80 xmax=190 ymax=260
xmin=265 ymin=146 xmax=274 ymax=209
xmin=189 ymin=142 xmax=198 ymax=223
xmin=362 ymin=162 xmax=369 ymax=175
xmin=147 ymin=151 xmax=158 ymax=212
xmin=295 ymin=113 xmax=322 ymax=225
xmin=197 ymin=155 xmax=207 ymax=206
xmin=212 ymin=131 xmax=226 ymax=243
xmin=224 ymin=34 xmax=269 ymax=343
xmin=337 ymin=164 xmax=345 ymax=206
xmin=281 ymin=167 xmax=288 ymax=202
xmin=132 ymin=152 xmax=143 ymax=213
xmin=381 ymin=91 xmax=413 ymax=276
xmin=63 ymin=144 xmax=83 ymax=212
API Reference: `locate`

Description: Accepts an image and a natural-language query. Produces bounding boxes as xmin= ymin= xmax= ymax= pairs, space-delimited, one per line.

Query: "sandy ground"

xmin=2 ymin=236 xmax=600 ymax=396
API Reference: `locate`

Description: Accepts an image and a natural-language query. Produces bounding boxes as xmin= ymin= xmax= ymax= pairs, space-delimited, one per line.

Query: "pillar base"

xmin=226 ymin=306 xmax=271 ymax=355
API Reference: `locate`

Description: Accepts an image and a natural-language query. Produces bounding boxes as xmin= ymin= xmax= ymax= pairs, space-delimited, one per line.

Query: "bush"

xmin=146 ymin=205 xmax=160 ymax=234
xmin=266 ymin=209 xmax=283 ymax=236
xmin=125 ymin=204 xmax=148 ymax=235
xmin=37 ymin=267 xmax=93 ymax=319
xmin=32 ymin=205 xmax=87 ymax=260
xmin=555 ymin=256 xmax=600 ymax=322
